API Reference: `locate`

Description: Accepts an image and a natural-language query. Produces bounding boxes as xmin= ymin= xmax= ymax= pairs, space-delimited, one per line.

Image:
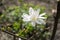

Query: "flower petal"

xmin=39 ymin=13 xmax=46 ymax=17
xmin=34 ymin=9 xmax=40 ymax=16
xmin=29 ymin=7 xmax=35 ymax=15
xmin=36 ymin=9 xmax=40 ymax=14
xmin=31 ymin=22 xmax=36 ymax=26
xmin=38 ymin=16 xmax=46 ymax=19
xmin=22 ymin=13 xmax=31 ymax=22
xmin=36 ymin=19 xmax=46 ymax=24
xmin=22 ymin=13 xmax=28 ymax=18
xmin=19 ymin=38 xmax=21 ymax=40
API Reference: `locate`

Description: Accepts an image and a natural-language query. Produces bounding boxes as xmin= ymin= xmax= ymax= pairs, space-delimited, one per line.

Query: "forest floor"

xmin=0 ymin=0 xmax=59 ymax=40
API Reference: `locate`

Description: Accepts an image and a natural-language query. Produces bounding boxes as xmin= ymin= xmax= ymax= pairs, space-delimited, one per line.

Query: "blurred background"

xmin=0 ymin=0 xmax=58 ymax=40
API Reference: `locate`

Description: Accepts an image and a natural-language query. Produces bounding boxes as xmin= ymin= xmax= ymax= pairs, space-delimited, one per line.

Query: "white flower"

xmin=22 ymin=7 xmax=47 ymax=26
xmin=19 ymin=38 xmax=21 ymax=40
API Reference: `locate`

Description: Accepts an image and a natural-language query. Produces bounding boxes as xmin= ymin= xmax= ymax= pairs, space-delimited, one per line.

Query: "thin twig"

xmin=0 ymin=28 xmax=27 ymax=40
xmin=50 ymin=1 xmax=60 ymax=40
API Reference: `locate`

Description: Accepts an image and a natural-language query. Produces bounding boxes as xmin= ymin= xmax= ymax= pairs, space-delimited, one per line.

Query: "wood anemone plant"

xmin=0 ymin=3 xmax=50 ymax=40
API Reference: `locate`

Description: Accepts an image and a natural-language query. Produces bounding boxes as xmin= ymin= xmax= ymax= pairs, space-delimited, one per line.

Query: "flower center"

xmin=31 ymin=16 xmax=37 ymax=21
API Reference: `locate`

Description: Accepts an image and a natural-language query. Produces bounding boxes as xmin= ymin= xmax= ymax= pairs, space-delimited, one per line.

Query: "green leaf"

xmin=13 ymin=22 xmax=20 ymax=31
